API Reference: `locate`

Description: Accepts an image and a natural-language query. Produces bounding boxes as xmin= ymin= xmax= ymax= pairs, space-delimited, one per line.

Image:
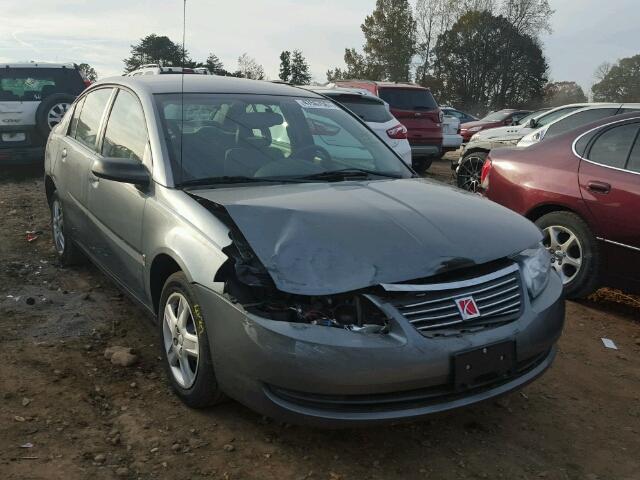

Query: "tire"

xmin=159 ymin=272 xmax=226 ymax=408
xmin=412 ymin=157 xmax=433 ymax=174
xmin=35 ymin=93 xmax=76 ymax=136
xmin=50 ymin=191 xmax=84 ymax=266
xmin=456 ymin=151 xmax=487 ymax=192
xmin=535 ymin=211 xmax=601 ymax=299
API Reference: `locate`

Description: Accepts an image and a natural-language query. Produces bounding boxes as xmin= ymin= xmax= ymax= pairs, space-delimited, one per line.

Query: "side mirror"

xmin=529 ymin=118 xmax=537 ymax=128
xmin=92 ymin=157 xmax=150 ymax=186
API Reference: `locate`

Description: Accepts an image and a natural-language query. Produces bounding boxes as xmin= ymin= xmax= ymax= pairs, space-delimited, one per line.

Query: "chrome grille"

xmin=382 ymin=264 xmax=523 ymax=333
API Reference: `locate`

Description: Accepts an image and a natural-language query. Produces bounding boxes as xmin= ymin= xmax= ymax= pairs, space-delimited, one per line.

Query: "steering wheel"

xmin=294 ymin=144 xmax=332 ymax=166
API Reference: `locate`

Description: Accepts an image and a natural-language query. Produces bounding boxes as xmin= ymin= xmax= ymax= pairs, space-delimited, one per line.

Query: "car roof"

xmin=336 ymin=80 xmax=429 ymax=90
xmin=94 ymin=75 xmax=324 ymax=98
xmin=1 ymin=62 xmax=77 ymax=69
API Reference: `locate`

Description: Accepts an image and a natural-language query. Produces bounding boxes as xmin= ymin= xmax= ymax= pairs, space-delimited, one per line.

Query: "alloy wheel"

xmin=163 ymin=292 xmax=200 ymax=389
xmin=47 ymin=102 xmax=71 ymax=130
xmin=542 ymin=225 xmax=583 ymax=285
xmin=457 ymin=155 xmax=485 ymax=192
xmin=52 ymin=199 xmax=65 ymax=255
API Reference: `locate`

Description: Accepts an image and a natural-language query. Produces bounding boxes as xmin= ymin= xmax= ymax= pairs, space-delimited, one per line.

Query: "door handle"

xmin=61 ymin=148 xmax=67 ymax=161
xmin=587 ymin=181 xmax=611 ymax=194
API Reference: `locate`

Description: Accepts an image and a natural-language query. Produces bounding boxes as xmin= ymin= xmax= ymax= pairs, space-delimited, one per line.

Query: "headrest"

xmin=229 ymin=111 xmax=283 ymax=130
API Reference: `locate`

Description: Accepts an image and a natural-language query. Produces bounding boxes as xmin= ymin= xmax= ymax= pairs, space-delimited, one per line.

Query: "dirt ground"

xmin=1 ymin=157 xmax=639 ymax=480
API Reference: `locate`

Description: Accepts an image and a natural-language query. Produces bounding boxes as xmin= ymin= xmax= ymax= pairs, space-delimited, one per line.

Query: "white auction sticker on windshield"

xmin=296 ymin=99 xmax=340 ymax=110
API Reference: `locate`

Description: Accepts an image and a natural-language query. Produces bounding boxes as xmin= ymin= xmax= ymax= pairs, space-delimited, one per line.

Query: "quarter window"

xmin=75 ymin=88 xmax=113 ymax=150
xmin=102 ymin=90 xmax=148 ymax=162
xmin=587 ymin=123 xmax=639 ymax=169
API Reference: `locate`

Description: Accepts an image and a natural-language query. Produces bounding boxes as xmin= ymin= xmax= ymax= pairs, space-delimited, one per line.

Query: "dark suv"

xmin=335 ymin=80 xmax=443 ymax=172
xmin=0 ymin=63 xmax=88 ymax=164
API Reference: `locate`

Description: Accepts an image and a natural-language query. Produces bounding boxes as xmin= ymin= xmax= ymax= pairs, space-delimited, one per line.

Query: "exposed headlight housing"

xmin=514 ymin=244 xmax=551 ymax=298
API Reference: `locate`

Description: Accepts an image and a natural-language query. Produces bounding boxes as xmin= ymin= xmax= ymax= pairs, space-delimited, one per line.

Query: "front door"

xmin=578 ymin=121 xmax=640 ymax=288
xmin=85 ymin=88 xmax=151 ymax=301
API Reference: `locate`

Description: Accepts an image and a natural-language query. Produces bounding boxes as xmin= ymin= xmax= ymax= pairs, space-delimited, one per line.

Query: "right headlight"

xmin=514 ymin=244 xmax=551 ymax=298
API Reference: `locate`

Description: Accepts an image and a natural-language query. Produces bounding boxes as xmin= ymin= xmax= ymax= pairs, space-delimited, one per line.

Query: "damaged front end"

xmin=198 ymin=197 xmax=391 ymax=334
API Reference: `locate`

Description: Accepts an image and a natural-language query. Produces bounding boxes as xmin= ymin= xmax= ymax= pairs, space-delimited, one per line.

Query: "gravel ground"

xmin=1 ymin=158 xmax=639 ymax=480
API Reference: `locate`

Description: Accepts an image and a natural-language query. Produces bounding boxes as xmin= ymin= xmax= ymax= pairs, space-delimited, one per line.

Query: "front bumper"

xmin=194 ymin=272 xmax=564 ymax=427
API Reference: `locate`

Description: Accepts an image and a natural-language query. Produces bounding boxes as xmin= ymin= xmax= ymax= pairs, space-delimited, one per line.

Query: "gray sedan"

xmin=44 ymin=75 xmax=564 ymax=426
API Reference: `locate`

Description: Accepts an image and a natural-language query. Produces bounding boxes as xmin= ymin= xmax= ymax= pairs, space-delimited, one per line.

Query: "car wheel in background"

xmin=457 ymin=152 xmax=487 ymax=192
xmin=412 ymin=157 xmax=433 ymax=174
xmin=535 ymin=211 xmax=601 ymax=299
xmin=159 ymin=272 xmax=226 ymax=408
xmin=36 ymin=93 xmax=76 ymax=136
xmin=50 ymin=191 xmax=84 ymax=266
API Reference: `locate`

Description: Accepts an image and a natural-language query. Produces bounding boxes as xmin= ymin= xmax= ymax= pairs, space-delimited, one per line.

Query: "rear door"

xmin=56 ymin=87 xmax=114 ymax=244
xmin=578 ymin=120 xmax=640 ymax=286
xmin=377 ymin=88 xmax=442 ymax=145
xmin=85 ymin=88 xmax=151 ymax=300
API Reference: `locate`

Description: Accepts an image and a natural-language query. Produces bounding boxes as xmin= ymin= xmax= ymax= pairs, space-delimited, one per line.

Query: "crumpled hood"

xmin=191 ymin=178 xmax=541 ymax=295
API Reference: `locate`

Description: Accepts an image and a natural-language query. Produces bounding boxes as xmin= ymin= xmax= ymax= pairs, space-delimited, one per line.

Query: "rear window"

xmin=332 ymin=95 xmax=393 ymax=123
xmin=0 ymin=68 xmax=84 ymax=101
xmin=378 ymin=88 xmax=437 ymax=111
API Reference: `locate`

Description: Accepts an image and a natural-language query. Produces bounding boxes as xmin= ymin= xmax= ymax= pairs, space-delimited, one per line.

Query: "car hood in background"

xmin=473 ymin=125 xmax=531 ymax=140
xmin=461 ymin=120 xmax=493 ymax=129
xmin=190 ymin=179 xmax=541 ymax=295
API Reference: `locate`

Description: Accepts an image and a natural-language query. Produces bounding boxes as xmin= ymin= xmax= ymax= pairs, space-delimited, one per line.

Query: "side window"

xmin=587 ymin=123 xmax=639 ymax=169
xmin=102 ymin=90 xmax=148 ymax=162
xmin=75 ymin=88 xmax=113 ymax=150
xmin=546 ymin=108 xmax=618 ymax=138
xmin=624 ymin=131 xmax=640 ymax=173
xmin=537 ymin=107 xmax=581 ymax=127
xmin=68 ymin=97 xmax=86 ymax=138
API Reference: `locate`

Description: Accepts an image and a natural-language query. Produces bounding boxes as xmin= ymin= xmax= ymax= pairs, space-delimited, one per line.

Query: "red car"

xmin=482 ymin=112 xmax=640 ymax=298
xmin=334 ymin=80 xmax=442 ymax=172
xmin=460 ymin=109 xmax=531 ymax=143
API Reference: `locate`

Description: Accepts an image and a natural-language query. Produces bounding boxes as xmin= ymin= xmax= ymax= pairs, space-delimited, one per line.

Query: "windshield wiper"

xmin=296 ymin=168 xmax=404 ymax=182
xmin=179 ymin=176 xmax=298 ymax=188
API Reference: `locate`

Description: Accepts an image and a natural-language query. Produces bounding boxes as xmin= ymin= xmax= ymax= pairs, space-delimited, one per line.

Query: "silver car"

xmin=44 ymin=75 xmax=564 ymax=426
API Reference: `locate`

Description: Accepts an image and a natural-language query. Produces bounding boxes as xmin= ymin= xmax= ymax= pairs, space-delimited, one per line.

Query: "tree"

xmin=543 ymin=81 xmax=587 ymax=107
xmin=279 ymin=51 xmax=292 ymax=82
xmin=594 ymin=62 xmax=612 ymax=83
xmin=432 ymin=11 xmax=548 ymax=112
xmin=361 ymin=0 xmax=416 ymax=82
xmin=123 ymin=34 xmax=188 ymax=73
xmin=500 ymin=0 xmax=554 ymax=36
xmin=290 ymin=50 xmax=312 ymax=85
xmin=327 ymin=0 xmax=415 ymax=82
xmin=414 ymin=0 xmax=459 ymax=85
xmin=592 ymin=54 xmax=640 ymax=102
xmin=237 ymin=53 xmax=265 ymax=80
xmin=205 ymin=53 xmax=227 ymax=75
xmin=77 ymin=63 xmax=97 ymax=82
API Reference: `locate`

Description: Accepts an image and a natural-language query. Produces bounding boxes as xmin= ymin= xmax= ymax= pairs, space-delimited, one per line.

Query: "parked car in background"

xmin=0 ymin=62 xmax=87 ymax=164
xmin=460 ymin=109 xmax=531 ymax=143
xmin=441 ymin=112 xmax=462 ymax=156
xmin=482 ymin=112 xmax=640 ymax=298
xmin=334 ymin=80 xmax=443 ymax=172
xmin=517 ymin=103 xmax=640 ymax=147
xmin=126 ymin=64 xmax=212 ymax=76
xmin=307 ymin=86 xmax=412 ymax=166
xmin=44 ymin=74 xmax=564 ymax=426
xmin=441 ymin=106 xmax=477 ymax=125
xmin=455 ymin=104 xmax=592 ymax=191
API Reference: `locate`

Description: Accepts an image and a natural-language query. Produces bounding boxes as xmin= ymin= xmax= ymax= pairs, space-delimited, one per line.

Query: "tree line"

xmin=80 ymin=2 xmax=640 ymax=111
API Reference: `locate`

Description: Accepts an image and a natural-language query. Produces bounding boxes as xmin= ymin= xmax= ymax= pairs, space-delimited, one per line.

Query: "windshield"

xmin=377 ymin=88 xmax=437 ymax=111
xmin=481 ymin=111 xmax=512 ymax=122
xmin=0 ymin=68 xmax=84 ymax=101
xmin=156 ymin=93 xmax=412 ymax=185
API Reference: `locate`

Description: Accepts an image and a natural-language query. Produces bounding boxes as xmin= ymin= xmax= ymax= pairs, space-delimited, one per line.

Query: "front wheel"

xmin=535 ymin=212 xmax=601 ymax=299
xmin=159 ymin=272 xmax=225 ymax=408
xmin=456 ymin=152 xmax=487 ymax=192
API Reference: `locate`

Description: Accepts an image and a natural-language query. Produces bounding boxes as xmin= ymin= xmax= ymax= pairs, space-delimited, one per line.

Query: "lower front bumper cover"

xmin=193 ymin=272 xmax=564 ymax=427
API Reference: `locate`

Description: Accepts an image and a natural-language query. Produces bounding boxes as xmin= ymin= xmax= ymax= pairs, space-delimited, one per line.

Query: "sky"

xmin=1 ymin=0 xmax=638 ymax=96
